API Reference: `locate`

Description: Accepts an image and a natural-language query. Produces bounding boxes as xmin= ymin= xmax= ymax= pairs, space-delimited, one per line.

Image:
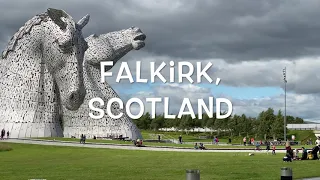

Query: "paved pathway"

xmin=4 ymin=139 xmax=289 ymax=153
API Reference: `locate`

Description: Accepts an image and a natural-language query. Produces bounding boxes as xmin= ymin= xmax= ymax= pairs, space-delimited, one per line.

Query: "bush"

xmin=0 ymin=143 xmax=13 ymax=152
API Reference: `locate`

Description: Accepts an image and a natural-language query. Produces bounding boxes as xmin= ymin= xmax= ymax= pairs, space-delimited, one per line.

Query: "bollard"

xmin=281 ymin=167 xmax=292 ymax=180
xmin=186 ymin=169 xmax=200 ymax=180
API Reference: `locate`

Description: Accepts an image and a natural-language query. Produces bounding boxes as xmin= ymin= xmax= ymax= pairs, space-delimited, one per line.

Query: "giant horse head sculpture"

xmin=2 ymin=8 xmax=90 ymax=110
xmin=0 ymin=8 xmax=90 ymax=138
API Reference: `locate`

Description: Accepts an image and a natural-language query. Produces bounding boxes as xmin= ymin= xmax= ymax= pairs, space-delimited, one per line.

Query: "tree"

xmin=150 ymin=114 xmax=165 ymax=131
xmin=270 ymin=110 xmax=284 ymax=139
xmin=206 ymin=114 xmax=216 ymax=134
xmin=258 ymin=108 xmax=276 ymax=138
xmin=201 ymin=113 xmax=209 ymax=128
xmin=178 ymin=115 xmax=187 ymax=131
xmin=214 ymin=118 xmax=225 ymax=135
xmin=132 ymin=107 xmax=305 ymax=138
xmin=133 ymin=113 xmax=151 ymax=130
xmin=228 ymin=115 xmax=239 ymax=136
xmin=164 ymin=117 xmax=174 ymax=128
xmin=173 ymin=116 xmax=181 ymax=131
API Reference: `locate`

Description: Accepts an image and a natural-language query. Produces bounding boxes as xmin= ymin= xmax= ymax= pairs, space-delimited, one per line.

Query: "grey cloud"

xmin=2 ymin=0 xmax=320 ymax=61
xmin=212 ymin=58 xmax=320 ymax=94
xmin=231 ymin=93 xmax=320 ymax=121
xmin=3 ymin=0 xmax=320 ymax=119
xmin=106 ymin=54 xmax=320 ymax=95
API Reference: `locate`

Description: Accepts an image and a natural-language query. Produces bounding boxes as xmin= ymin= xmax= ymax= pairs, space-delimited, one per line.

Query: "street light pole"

xmin=283 ymin=67 xmax=287 ymax=141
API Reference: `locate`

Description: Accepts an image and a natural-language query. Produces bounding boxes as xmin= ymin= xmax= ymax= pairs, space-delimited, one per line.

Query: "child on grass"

xmin=272 ymin=144 xmax=276 ymax=155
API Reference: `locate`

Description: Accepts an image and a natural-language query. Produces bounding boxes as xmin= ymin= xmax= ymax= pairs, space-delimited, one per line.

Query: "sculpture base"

xmin=2 ymin=122 xmax=63 ymax=138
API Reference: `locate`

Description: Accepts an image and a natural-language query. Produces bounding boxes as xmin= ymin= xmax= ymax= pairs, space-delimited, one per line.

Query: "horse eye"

xmin=58 ymin=39 xmax=74 ymax=53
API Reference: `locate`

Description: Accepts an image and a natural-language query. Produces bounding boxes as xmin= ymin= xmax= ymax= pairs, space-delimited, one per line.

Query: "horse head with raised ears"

xmin=43 ymin=8 xmax=90 ymax=110
xmin=85 ymin=26 xmax=146 ymax=67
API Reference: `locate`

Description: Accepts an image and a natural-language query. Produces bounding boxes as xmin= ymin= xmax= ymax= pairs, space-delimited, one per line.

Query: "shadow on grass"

xmin=0 ymin=143 xmax=13 ymax=152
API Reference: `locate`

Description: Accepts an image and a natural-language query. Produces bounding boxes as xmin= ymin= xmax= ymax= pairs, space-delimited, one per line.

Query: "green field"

xmin=30 ymin=129 xmax=317 ymax=149
xmin=1 ymin=142 xmax=320 ymax=180
xmin=141 ymin=130 xmax=318 ymax=144
xmin=33 ymin=137 xmax=316 ymax=149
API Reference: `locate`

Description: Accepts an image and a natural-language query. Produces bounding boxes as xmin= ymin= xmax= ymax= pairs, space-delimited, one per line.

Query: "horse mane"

xmin=1 ymin=12 xmax=49 ymax=59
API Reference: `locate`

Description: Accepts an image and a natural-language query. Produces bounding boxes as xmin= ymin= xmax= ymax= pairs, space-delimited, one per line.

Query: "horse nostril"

xmin=69 ymin=91 xmax=78 ymax=102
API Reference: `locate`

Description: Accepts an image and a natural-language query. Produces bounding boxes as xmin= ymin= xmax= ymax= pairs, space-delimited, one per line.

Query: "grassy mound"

xmin=0 ymin=143 xmax=13 ymax=152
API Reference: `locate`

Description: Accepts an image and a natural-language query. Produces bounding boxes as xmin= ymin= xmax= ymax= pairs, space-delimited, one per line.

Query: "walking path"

xmin=4 ymin=139 xmax=289 ymax=153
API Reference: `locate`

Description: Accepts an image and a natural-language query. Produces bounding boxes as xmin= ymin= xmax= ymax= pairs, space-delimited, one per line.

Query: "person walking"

xmin=301 ymin=147 xmax=308 ymax=160
xmin=179 ymin=135 xmax=182 ymax=144
xmin=80 ymin=134 xmax=84 ymax=144
xmin=6 ymin=131 xmax=9 ymax=139
xmin=243 ymin=137 xmax=246 ymax=146
xmin=266 ymin=141 xmax=270 ymax=154
xmin=251 ymin=138 xmax=255 ymax=145
xmin=272 ymin=144 xmax=276 ymax=155
xmin=1 ymin=129 xmax=5 ymax=140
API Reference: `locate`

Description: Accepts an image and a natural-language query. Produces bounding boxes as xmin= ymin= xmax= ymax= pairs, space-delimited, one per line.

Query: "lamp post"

xmin=283 ymin=67 xmax=287 ymax=141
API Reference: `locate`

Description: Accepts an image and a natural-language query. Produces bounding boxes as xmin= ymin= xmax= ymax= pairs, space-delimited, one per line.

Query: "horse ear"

xmin=47 ymin=8 xmax=68 ymax=30
xmin=77 ymin=14 xmax=90 ymax=30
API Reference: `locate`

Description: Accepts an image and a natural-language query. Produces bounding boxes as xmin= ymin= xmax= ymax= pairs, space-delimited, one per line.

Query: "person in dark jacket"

xmin=83 ymin=135 xmax=86 ymax=144
xmin=1 ymin=129 xmax=5 ymax=140
xmin=179 ymin=135 xmax=182 ymax=144
xmin=301 ymin=147 xmax=308 ymax=160
xmin=80 ymin=134 xmax=84 ymax=144
xmin=266 ymin=141 xmax=270 ymax=153
xmin=283 ymin=153 xmax=292 ymax=162
xmin=311 ymin=145 xmax=319 ymax=160
xmin=285 ymin=143 xmax=294 ymax=158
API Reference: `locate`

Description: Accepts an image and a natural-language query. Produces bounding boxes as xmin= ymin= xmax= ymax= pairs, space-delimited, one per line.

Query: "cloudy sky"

xmin=1 ymin=0 xmax=320 ymax=121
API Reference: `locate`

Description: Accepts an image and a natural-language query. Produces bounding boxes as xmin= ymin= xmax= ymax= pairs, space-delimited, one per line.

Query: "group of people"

xmin=243 ymin=137 xmax=264 ymax=146
xmin=283 ymin=141 xmax=320 ymax=162
xmin=262 ymin=141 xmax=276 ymax=154
xmin=1 ymin=128 xmax=9 ymax=140
xmin=133 ymin=139 xmax=143 ymax=147
xmin=194 ymin=143 xmax=206 ymax=150
xmin=80 ymin=134 xmax=86 ymax=144
xmin=212 ymin=137 xmax=219 ymax=144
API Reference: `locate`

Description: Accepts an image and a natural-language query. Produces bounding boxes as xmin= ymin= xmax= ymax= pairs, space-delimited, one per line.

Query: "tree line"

xmin=133 ymin=108 xmax=304 ymax=139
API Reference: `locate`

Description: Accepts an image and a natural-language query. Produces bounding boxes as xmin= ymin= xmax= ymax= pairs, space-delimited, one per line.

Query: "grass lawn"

xmin=141 ymin=130 xmax=318 ymax=143
xmin=1 ymin=142 xmax=320 ymax=180
xmin=33 ymin=137 xmax=316 ymax=149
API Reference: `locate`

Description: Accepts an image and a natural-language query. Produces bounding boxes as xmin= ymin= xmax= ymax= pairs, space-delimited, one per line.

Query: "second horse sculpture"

xmin=63 ymin=27 xmax=146 ymax=140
